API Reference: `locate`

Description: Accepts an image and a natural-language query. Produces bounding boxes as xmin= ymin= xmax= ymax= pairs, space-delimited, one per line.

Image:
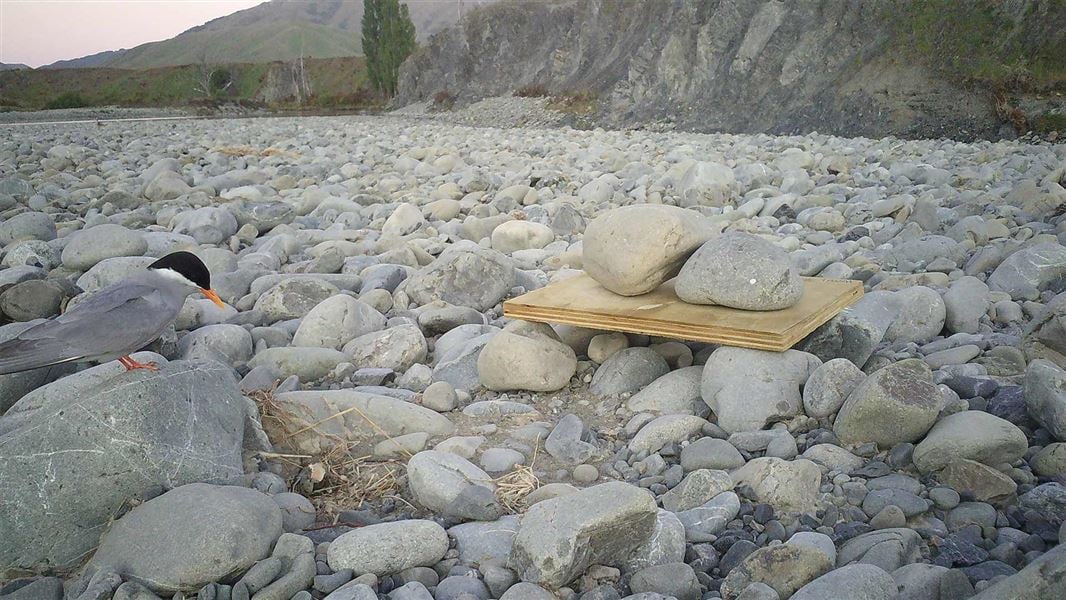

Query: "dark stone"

xmin=717 ymin=540 xmax=757 ymax=576
xmin=887 ymin=443 xmax=915 ymax=469
xmin=752 ymin=504 xmax=774 ymax=524
xmin=959 ymin=560 xmax=1017 ymax=583
xmin=852 ymin=461 xmax=892 ymax=478
xmin=934 ymin=536 xmax=990 ymax=567
xmin=579 ymin=585 xmax=621 ymax=600
xmin=942 ymin=376 xmax=1000 ymax=399
xmin=986 ymin=386 xmax=1033 ymax=427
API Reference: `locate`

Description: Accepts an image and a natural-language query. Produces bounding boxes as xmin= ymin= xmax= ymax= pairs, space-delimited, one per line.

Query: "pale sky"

xmin=0 ymin=0 xmax=269 ymax=67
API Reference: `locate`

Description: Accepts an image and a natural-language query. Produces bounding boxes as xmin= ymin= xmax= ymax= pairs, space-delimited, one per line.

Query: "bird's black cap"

xmin=149 ymin=251 xmax=211 ymax=289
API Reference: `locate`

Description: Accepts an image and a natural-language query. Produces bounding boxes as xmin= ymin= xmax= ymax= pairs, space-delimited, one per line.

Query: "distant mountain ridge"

xmin=0 ymin=63 xmax=30 ymax=71
xmin=45 ymin=0 xmax=496 ymax=70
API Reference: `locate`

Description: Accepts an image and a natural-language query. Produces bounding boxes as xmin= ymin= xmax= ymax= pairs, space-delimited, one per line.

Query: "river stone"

xmin=629 ymin=415 xmax=708 ymax=454
xmin=328 ymin=520 xmax=449 ymax=577
xmin=590 ymin=347 xmax=670 ymax=396
xmin=382 ymin=203 xmax=426 ymax=237
xmin=491 ymin=220 xmax=555 ymax=253
xmin=254 ymin=278 xmax=340 ymax=322
xmin=0 ymin=279 xmax=65 ymax=321
xmin=912 ymin=411 xmax=1028 ymax=473
xmin=885 ymin=286 xmax=946 ymax=344
xmin=478 ymin=323 xmax=577 ymax=392
xmin=629 ymin=563 xmax=701 ymax=600
xmin=660 ymin=469 xmax=733 ymax=512
xmin=702 ymin=347 xmax=821 ymax=433
xmin=938 ymin=459 xmax=1018 ymax=504
xmin=405 ymin=243 xmax=516 ymax=311
xmin=508 ymin=481 xmax=657 ymax=587
xmin=834 ymin=359 xmax=941 ymax=447
xmin=406 ymin=450 xmax=501 ymax=521
xmin=622 ymin=510 xmax=687 ymax=571
xmin=0 ymin=360 xmax=253 ymax=575
xmin=627 ymin=366 xmax=705 ymax=416
xmin=292 ymin=295 xmax=386 ymax=349
xmin=988 ymin=243 xmax=1066 ymax=299
xmin=1025 ymin=360 xmax=1066 ymax=441
xmin=802 ymin=358 xmax=865 ymax=418
xmin=0 ymin=211 xmax=56 ymax=244
xmin=344 ymin=324 xmax=428 ymax=372
xmin=582 ymin=205 xmax=715 ymax=296
xmin=791 ymin=564 xmax=897 ymax=600
xmin=248 ymin=347 xmax=348 ymax=382
xmin=87 ymin=484 xmax=283 ymax=593
xmin=675 ymin=232 xmax=804 ymax=310
xmin=730 ymin=458 xmax=822 ymax=513
xmin=967 ymin=543 xmax=1066 ymax=599
xmin=720 ymin=544 xmax=833 ymax=600
xmin=61 ymin=224 xmax=147 ymax=271
xmin=449 ymin=515 xmax=520 ymax=566
xmin=837 ymin=528 xmax=923 ymax=572
xmin=267 ymin=390 xmax=456 ymax=454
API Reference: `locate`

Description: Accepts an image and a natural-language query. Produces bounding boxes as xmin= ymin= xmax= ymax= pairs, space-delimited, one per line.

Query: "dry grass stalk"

xmin=494 ymin=443 xmax=542 ymax=513
xmin=247 ymin=387 xmax=412 ymax=519
xmin=214 ymin=145 xmax=298 ymax=159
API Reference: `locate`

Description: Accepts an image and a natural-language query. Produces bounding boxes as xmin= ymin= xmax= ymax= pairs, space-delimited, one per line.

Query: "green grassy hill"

xmin=0 ymin=57 xmax=373 ymax=111
xmin=108 ymin=20 xmax=361 ymax=70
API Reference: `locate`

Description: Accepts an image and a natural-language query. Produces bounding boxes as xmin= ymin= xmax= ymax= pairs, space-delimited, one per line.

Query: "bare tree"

xmin=193 ymin=51 xmax=232 ymax=98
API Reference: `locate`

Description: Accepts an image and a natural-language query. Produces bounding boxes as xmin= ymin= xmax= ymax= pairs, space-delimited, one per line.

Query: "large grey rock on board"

xmin=626 ymin=366 xmax=705 ymax=415
xmin=702 ymin=347 xmax=821 ymax=433
xmin=478 ymin=323 xmax=577 ymax=392
xmin=61 ymin=224 xmax=147 ymax=271
xmin=405 ymin=243 xmax=516 ymax=311
xmin=912 ymin=411 xmax=1028 ymax=473
xmin=968 ymin=543 xmax=1066 ymax=600
xmin=508 ymin=481 xmax=657 ymax=587
xmin=87 ymin=484 xmax=282 ymax=593
xmin=720 ymin=543 xmax=833 ymax=600
xmin=267 ymin=390 xmax=455 ymax=454
xmin=0 ymin=360 xmax=253 ymax=576
xmin=988 ymin=243 xmax=1066 ymax=299
xmin=1025 ymin=359 xmax=1066 ymax=441
xmin=802 ymin=358 xmax=865 ymax=418
xmin=0 ymin=211 xmax=56 ymax=244
xmin=582 ymin=205 xmax=715 ymax=296
xmin=591 ymin=347 xmax=670 ymax=396
xmin=791 ymin=564 xmax=897 ymax=600
xmin=292 ymin=295 xmax=386 ymax=349
xmin=327 ymin=520 xmax=449 ymax=577
xmin=406 ymin=450 xmax=501 ymax=521
xmin=731 ymin=458 xmax=822 ymax=513
xmin=675 ymin=232 xmax=804 ymax=310
xmin=834 ymin=359 xmax=941 ymax=448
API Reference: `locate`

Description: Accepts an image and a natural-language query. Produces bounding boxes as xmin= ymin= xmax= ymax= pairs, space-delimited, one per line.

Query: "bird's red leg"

xmin=118 ymin=355 xmax=159 ymax=371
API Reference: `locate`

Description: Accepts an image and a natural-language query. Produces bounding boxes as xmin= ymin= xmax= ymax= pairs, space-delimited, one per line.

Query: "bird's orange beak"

xmin=201 ymin=288 xmax=225 ymax=309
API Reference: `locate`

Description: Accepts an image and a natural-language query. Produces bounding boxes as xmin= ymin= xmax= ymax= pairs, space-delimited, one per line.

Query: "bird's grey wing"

xmin=0 ymin=282 xmax=177 ymax=375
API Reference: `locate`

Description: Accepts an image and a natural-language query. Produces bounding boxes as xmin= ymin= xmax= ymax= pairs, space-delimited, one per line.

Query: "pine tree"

xmin=362 ymin=0 xmax=417 ymax=98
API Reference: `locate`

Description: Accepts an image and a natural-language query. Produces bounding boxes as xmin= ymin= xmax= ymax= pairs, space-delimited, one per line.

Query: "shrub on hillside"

xmin=44 ymin=92 xmax=89 ymax=110
xmin=514 ymin=84 xmax=550 ymax=97
xmin=433 ymin=90 xmax=456 ymax=109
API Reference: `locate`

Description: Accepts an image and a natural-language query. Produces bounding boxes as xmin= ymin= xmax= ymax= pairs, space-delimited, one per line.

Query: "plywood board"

xmin=503 ymin=273 xmax=863 ymax=352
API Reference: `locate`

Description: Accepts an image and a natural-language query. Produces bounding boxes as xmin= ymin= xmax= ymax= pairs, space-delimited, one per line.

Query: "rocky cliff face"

xmin=396 ymin=0 xmax=1061 ymax=139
